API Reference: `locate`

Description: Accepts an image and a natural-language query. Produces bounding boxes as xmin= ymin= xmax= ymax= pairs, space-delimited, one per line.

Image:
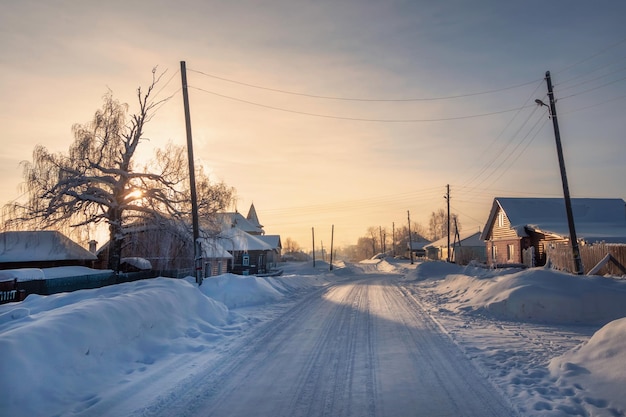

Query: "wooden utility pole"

xmin=445 ymin=184 xmax=450 ymax=262
xmin=392 ymin=222 xmax=396 ymax=256
xmin=180 ymin=61 xmax=202 ymax=285
xmin=329 ymin=225 xmax=334 ymax=271
xmin=540 ymin=71 xmax=584 ymax=275
xmin=407 ymin=210 xmax=414 ymax=264
xmin=312 ymin=227 xmax=316 ymax=267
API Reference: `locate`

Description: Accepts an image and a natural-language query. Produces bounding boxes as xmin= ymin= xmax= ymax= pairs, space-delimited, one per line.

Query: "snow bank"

xmin=416 ymin=262 xmax=626 ymax=325
xmin=0 ymin=277 xmax=230 ymax=417
xmin=198 ymin=273 xmax=284 ymax=308
xmin=549 ymin=318 xmax=626 ymax=416
xmin=411 ymin=260 xmax=626 ymax=415
xmin=0 ymin=264 xmax=339 ymax=417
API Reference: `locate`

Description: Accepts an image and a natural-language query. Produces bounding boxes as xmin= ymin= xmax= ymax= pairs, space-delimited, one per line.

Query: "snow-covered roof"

xmin=408 ymin=240 xmax=431 ymax=250
xmin=483 ymin=198 xmax=626 ymax=243
xmin=425 ymin=231 xmax=484 ymax=249
xmin=0 ymin=231 xmax=97 ymax=263
xmin=257 ymin=235 xmax=281 ymax=250
xmin=216 ymin=227 xmax=273 ymax=252
xmin=215 ymin=212 xmax=264 ymax=235
xmin=198 ymin=239 xmax=233 ymax=259
xmin=246 ymin=203 xmax=263 ymax=229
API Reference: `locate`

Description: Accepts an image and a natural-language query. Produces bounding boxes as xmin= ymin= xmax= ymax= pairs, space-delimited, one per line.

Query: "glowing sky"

xmin=1 ymin=0 xmax=625 ymax=250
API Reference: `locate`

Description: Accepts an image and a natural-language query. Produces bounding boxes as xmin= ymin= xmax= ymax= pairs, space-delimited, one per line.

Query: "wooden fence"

xmin=546 ymin=242 xmax=626 ymax=277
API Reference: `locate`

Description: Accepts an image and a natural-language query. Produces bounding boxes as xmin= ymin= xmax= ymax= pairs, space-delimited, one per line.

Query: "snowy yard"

xmin=1 ymin=260 xmax=625 ymax=416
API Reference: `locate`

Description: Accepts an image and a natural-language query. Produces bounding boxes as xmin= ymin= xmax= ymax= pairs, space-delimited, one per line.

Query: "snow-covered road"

xmin=148 ymin=275 xmax=515 ymax=417
xmin=5 ymin=260 xmax=624 ymax=416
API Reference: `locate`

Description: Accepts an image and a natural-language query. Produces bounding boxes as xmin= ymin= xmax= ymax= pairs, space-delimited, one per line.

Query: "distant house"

xmin=407 ymin=238 xmax=431 ymax=259
xmin=96 ymin=203 xmax=281 ymax=276
xmin=215 ymin=203 xmax=282 ymax=274
xmin=0 ymin=231 xmax=97 ymax=270
xmin=425 ymin=231 xmax=486 ymax=264
xmin=481 ymin=198 xmax=626 ymax=267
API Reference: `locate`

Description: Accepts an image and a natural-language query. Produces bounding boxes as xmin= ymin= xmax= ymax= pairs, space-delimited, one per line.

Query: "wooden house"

xmin=481 ymin=198 xmax=626 ymax=267
xmin=425 ymin=231 xmax=486 ymax=264
xmin=96 ymin=220 xmax=232 ymax=276
xmin=96 ymin=203 xmax=281 ymax=276
xmin=216 ymin=227 xmax=274 ymax=275
xmin=214 ymin=204 xmax=282 ymax=275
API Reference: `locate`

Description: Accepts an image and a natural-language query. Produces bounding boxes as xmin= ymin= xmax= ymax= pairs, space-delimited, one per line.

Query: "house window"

xmin=497 ymin=212 xmax=505 ymax=227
xmin=507 ymin=244 xmax=515 ymax=262
xmin=491 ymin=245 xmax=497 ymax=263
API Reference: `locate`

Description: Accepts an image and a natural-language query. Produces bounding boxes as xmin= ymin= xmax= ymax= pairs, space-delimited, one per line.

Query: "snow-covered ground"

xmin=1 ymin=260 xmax=625 ymax=416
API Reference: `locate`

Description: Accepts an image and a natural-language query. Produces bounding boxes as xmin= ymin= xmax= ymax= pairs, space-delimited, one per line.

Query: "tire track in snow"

xmin=135 ymin=275 xmax=518 ymax=417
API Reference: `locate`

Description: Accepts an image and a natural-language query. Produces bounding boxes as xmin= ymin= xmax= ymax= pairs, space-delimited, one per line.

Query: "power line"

xmin=554 ymin=35 xmax=626 ymax=76
xmin=459 ymin=81 xmax=545 ymax=189
xmin=479 ymin=116 xmax=550 ymax=191
xmin=561 ymin=92 xmax=626 ymax=115
xmin=556 ymin=54 xmax=626 ymax=89
xmin=558 ymin=74 xmax=626 ymax=101
xmin=188 ymin=85 xmax=533 ymax=123
xmin=460 ymin=108 xmax=546 ymax=194
xmin=557 ymin=64 xmax=626 ymax=93
xmin=187 ymin=67 xmax=541 ymax=102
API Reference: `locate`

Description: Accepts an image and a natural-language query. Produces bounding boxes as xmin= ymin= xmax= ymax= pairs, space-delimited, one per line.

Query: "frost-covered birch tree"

xmin=4 ymin=69 xmax=234 ymax=272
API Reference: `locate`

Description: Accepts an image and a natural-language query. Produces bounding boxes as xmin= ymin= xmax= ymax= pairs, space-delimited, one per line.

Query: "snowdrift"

xmin=0 ymin=278 xmax=231 ymax=417
xmin=412 ymin=262 xmax=626 ymax=325
xmin=549 ymin=317 xmax=626 ymax=414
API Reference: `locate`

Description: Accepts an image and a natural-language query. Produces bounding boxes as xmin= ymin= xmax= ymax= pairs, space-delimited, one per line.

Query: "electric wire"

xmin=554 ymin=35 xmax=626 ymax=76
xmin=458 ymin=81 xmax=545 ymax=190
xmin=560 ymin=92 xmax=626 ymax=115
xmin=153 ymin=69 xmax=181 ymax=101
xmin=463 ymin=108 xmax=546 ymax=194
xmin=188 ymin=85 xmax=533 ymax=122
xmin=556 ymin=55 xmax=626 ymax=90
xmin=556 ymin=64 xmax=626 ymax=93
xmin=187 ymin=67 xmax=541 ymax=102
xmin=558 ymin=74 xmax=626 ymax=101
xmin=479 ymin=116 xmax=550 ymax=191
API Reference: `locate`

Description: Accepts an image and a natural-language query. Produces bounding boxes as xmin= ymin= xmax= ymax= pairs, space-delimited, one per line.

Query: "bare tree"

xmin=428 ymin=209 xmax=460 ymax=241
xmin=394 ymin=222 xmax=428 ymax=255
xmin=366 ymin=226 xmax=379 ymax=255
xmin=283 ymin=237 xmax=301 ymax=254
xmin=4 ymin=69 xmax=234 ymax=272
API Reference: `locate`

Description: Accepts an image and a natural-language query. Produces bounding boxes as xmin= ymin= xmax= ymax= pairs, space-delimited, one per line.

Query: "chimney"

xmin=88 ymin=240 xmax=98 ymax=254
